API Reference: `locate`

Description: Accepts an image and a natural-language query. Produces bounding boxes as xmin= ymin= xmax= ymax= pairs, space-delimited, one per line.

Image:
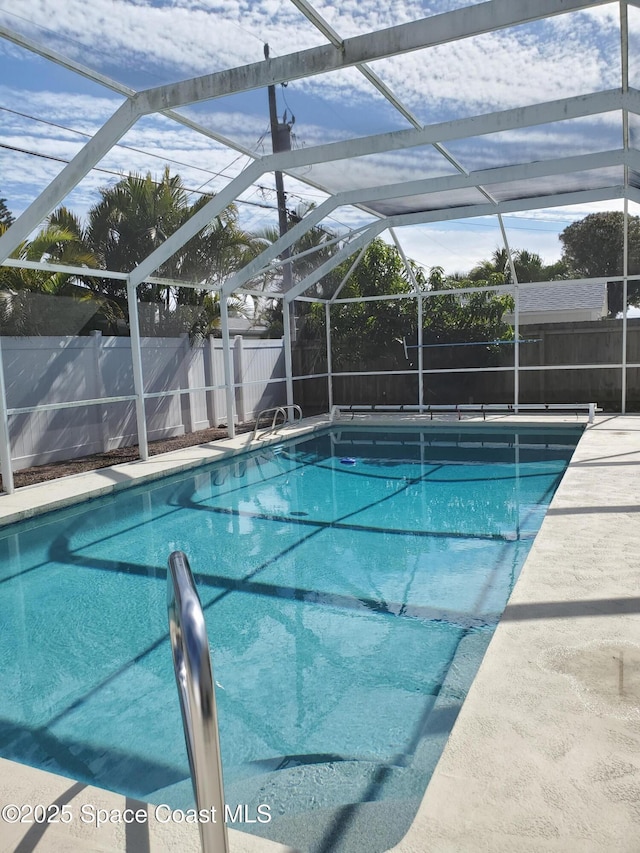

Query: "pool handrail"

xmin=251 ymin=404 xmax=303 ymax=440
xmin=167 ymin=551 xmax=229 ymax=853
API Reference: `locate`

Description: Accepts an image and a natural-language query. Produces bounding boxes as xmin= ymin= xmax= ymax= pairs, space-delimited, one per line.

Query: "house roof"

xmin=517 ymin=281 xmax=608 ymax=314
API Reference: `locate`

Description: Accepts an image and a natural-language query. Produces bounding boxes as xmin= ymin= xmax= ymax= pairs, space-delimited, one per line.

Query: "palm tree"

xmin=55 ymin=168 xmax=258 ymax=337
xmin=253 ymin=204 xmax=339 ymax=289
xmin=513 ymin=249 xmax=545 ymax=283
xmin=468 ymin=247 xmax=566 ymax=286
xmin=0 ymin=221 xmax=112 ymax=335
xmin=468 ymin=247 xmax=510 ymax=283
xmin=86 ymin=168 xmax=252 ymax=285
xmin=253 ymin=203 xmax=340 ymax=336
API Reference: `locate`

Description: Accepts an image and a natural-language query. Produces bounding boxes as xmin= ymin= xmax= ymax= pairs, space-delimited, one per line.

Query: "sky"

xmin=0 ymin=0 xmax=638 ymax=280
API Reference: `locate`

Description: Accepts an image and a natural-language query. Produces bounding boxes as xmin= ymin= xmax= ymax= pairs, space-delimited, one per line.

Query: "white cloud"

xmin=0 ymin=86 xmax=262 ymax=211
xmin=0 ymin=0 xmax=621 ymax=123
xmin=307 ymin=0 xmax=473 ymax=39
xmin=511 ymin=199 xmax=626 ymax=220
xmin=368 ymin=22 xmax=620 ymax=123
xmin=0 ymin=0 xmax=633 ymax=268
xmin=0 ymin=0 xmax=325 ymax=85
xmin=388 ymin=219 xmax=503 ymax=275
xmin=550 ymin=5 xmax=620 ymax=35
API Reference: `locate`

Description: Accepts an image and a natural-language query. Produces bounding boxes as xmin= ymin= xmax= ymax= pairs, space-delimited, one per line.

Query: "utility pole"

xmin=264 ymin=44 xmax=296 ymax=334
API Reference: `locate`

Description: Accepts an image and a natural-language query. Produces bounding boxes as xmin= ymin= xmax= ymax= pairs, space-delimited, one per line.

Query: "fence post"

xmin=205 ymin=336 xmax=217 ymax=427
xmin=181 ymin=333 xmax=195 ymax=435
xmin=91 ymin=331 xmax=110 ymax=452
xmin=0 ymin=338 xmax=14 ymax=494
xmin=283 ymin=303 xmax=294 ymax=410
xmin=539 ymin=328 xmax=546 ymax=403
xmin=233 ymin=336 xmax=245 ymax=424
xmin=325 ymin=303 xmax=333 ymax=412
xmin=126 ymin=279 xmax=149 ymax=460
xmin=220 ymin=298 xmax=235 ymax=437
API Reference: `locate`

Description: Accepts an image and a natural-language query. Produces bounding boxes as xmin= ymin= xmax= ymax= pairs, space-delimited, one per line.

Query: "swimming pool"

xmin=0 ymin=424 xmax=581 ymax=852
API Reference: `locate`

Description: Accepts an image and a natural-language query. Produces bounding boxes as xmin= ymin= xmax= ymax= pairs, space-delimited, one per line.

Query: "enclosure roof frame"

xmin=0 ymin=0 xmax=637 ymax=297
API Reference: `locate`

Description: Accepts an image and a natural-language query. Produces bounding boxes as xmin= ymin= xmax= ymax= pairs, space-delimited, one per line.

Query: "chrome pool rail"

xmin=167 ymin=551 xmax=229 ymax=853
xmin=251 ymin=404 xmax=303 ymax=440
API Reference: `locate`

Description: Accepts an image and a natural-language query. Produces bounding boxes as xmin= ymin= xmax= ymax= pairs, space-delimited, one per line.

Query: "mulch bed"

xmin=3 ymin=424 xmax=255 ymax=490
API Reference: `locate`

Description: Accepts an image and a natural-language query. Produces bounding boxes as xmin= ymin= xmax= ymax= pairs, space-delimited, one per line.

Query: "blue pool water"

xmin=0 ymin=425 xmax=581 ymax=851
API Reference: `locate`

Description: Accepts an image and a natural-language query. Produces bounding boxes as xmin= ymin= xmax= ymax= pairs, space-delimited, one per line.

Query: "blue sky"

xmin=0 ymin=0 xmax=636 ymax=277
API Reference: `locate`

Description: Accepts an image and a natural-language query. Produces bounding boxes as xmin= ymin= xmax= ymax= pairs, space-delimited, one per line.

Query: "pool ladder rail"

xmin=167 ymin=551 xmax=229 ymax=853
xmin=251 ymin=404 xmax=303 ymax=440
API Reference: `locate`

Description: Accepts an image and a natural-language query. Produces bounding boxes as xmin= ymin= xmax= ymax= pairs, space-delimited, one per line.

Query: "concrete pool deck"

xmin=0 ymin=413 xmax=638 ymax=852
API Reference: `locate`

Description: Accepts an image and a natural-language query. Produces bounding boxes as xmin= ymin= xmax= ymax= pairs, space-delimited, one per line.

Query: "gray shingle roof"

xmin=517 ymin=281 xmax=607 ymax=313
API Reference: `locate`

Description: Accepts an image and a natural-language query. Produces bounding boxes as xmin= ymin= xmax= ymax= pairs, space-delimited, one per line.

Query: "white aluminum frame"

xmin=0 ymin=0 xmax=637 ymax=492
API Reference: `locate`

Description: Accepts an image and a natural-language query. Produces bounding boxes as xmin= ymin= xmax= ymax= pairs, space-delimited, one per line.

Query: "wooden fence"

xmin=293 ymin=318 xmax=640 ymax=412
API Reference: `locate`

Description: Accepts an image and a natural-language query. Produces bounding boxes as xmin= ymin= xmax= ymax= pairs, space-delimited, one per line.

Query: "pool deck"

xmin=392 ymin=414 xmax=640 ymax=853
xmin=1 ymin=413 xmax=639 ymax=852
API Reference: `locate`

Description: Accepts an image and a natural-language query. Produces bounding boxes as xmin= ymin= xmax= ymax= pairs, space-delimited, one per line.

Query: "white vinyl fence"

xmin=3 ymin=334 xmax=285 ymax=470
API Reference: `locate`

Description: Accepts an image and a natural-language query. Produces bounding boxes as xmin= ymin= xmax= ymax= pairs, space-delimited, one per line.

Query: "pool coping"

xmin=391 ymin=413 xmax=640 ymax=853
xmin=2 ymin=412 xmax=637 ymax=852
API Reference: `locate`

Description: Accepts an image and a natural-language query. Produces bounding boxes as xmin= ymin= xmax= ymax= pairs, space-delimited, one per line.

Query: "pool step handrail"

xmin=330 ymin=402 xmax=599 ymax=424
xmin=167 ymin=551 xmax=229 ymax=853
xmin=251 ymin=404 xmax=303 ymax=440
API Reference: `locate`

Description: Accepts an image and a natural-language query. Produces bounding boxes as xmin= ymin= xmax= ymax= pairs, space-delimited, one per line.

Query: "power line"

xmin=2 ymin=137 xmax=582 ymax=249
xmin=4 ymin=107 xmax=578 ymax=240
xmin=0 ymin=105 xmax=250 ymax=185
xmin=0 ymin=107 xmax=342 ymax=224
xmin=0 ymin=141 xmax=347 ymax=245
xmin=0 ymin=142 xmax=279 ymax=211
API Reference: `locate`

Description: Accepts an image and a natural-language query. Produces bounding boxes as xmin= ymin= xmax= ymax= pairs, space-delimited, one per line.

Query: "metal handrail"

xmin=251 ymin=404 xmax=303 ymax=440
xmin=167 ymin=551 xmax=229 ymax=853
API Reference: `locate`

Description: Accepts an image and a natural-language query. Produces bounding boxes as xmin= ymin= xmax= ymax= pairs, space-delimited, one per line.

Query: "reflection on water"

xmin=0 ymin=426 xmax=581 ymax=852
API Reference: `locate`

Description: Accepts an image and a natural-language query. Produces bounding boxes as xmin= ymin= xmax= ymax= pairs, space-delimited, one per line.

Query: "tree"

xmin=0 ymin=221 xmax=109 ymax=335
xmin=300 ymin=242 xmax=516 ymax=366
xmin=419 ymin=267 xmax=514 ymax=370
xmin=59 ymin=168 xmax=257 ymax=335
xmin=0 ymin=197 xmax=13 ymax=228
xmin=512 ymin=249 xmax=544 ymax=283
xmin=257 ymin=204 xmax=340 ymax=338
xmin=289 ymin=242 xmax=517 ymax=408
xmin=470 ymin=246 xmax=568 ymax=284
xmin=469 ymin=248 xmax=510 ymax=282
xmin=261 ymin=203 xmax=338 ymax=289
xmin=308 ymin=238 xmax=413 ymax=366
xmin=560 ymin=212 xmax=640 ymax=316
